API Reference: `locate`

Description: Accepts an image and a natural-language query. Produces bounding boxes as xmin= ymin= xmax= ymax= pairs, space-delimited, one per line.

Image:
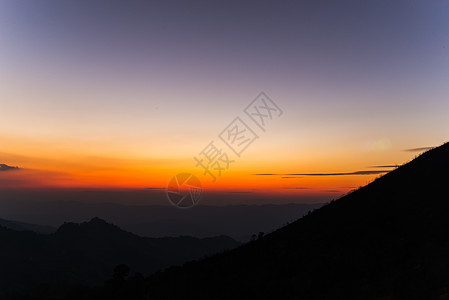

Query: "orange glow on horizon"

xmin=0 ymin=133 xmax=413 ymax=198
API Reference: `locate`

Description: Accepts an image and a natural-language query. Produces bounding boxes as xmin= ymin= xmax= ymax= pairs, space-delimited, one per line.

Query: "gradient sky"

xmin=1 ymin=0 xmax=449 ymax=201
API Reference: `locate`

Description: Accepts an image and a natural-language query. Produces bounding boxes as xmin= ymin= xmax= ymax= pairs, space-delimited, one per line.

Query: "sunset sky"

xmin=1 ymin=0 xmax=448 ymax=202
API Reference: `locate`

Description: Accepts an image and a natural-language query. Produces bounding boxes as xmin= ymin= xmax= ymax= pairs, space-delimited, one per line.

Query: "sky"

xmin=1 ymin=0 xmax=449 ymax=203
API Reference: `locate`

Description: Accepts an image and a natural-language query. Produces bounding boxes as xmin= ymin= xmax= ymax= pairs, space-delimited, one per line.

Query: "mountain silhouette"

xmin=143 ymin=142 xmax=449 ymax=299
xmin=0 ymin=218 xmax=56 ymax=234
xmin=0 ymin=218 xmax=239 ymax=295
xmin=0 ymin=197 xmax=322 ymax=241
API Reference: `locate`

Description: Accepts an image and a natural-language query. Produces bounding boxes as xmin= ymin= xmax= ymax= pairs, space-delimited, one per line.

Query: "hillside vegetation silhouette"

xmin=4 ymin=142 xmax=449 ymax=300
xmin=139 ymin=141 xmax=449 ymax=299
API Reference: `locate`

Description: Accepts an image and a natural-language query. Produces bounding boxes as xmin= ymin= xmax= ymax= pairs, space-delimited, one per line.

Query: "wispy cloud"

xmin=0 ymin=168 xmax=76 ymax=189
xmin=0 ymin=164 xmax=19 ymax=171
xmin=404 ymin=147 xmax=434 ymax=152
xmin=254 ymin=174 xmax=277 ymax=176
xmin=227 ymin=191 xmax=253 ymax=194
xmin=369 ymin=165 xmax=398 ymax=168
xmin=254 ymin=170 xmax=389 ymax=176
xmin=282 ymin=187 xmax=309 ymax=190
xmin=281 ymin=176 xmax=303 ymax=179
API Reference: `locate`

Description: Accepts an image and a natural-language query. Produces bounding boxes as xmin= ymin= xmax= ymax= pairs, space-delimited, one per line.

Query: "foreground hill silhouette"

xmin=139 ymin=142 xmax=449 ymax=300
xmin=0 ymin=218 xmax=239 ymax=296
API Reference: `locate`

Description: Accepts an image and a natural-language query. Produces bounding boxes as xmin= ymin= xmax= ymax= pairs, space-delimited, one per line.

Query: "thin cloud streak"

xmin=404 ymin=147 xmax=434 ymax=152
xmin=369 ymin=165 xmax=398 ymax=168
xmin=254 ymin=170 xmax=389 ymax=176
xmin=0 ymin=164 xmax=19 ymax=171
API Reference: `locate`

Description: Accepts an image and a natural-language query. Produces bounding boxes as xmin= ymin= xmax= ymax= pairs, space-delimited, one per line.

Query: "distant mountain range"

xmin=0 ymin=218 xmax=56 ymax=234
xmin=0 ymin=202 xmax=322 ymax=241
xmin=0 ymin=218 xmax=239 ymax=296
xmin=140 ymin=142 xmax=449 ymax=299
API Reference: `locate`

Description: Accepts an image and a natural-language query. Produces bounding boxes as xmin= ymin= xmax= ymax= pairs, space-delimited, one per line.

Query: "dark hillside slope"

xmin=147 ymin=142 xmax=449 ymax=300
